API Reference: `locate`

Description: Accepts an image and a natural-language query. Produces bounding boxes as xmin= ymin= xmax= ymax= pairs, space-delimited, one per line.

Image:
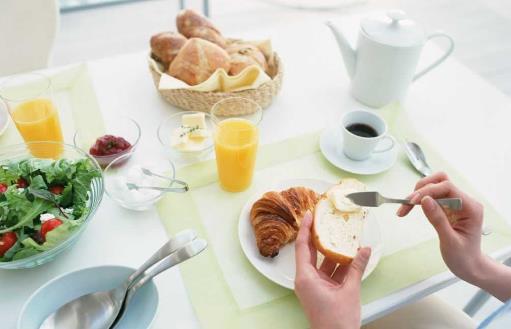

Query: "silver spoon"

xmin=111 ymin=239 xmax=208 ymax=328
xmin=403 ymin=140 xmax=433 ymax=177
xmin=39 ymin=229 xmax=197 ymax=329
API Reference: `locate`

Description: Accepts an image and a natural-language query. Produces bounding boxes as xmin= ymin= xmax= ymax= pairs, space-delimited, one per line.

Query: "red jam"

xmin=89 ymin=135 xmax=132 ymax=157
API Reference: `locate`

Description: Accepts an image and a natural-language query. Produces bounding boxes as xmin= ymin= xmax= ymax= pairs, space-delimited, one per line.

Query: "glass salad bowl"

xmin=73 ymin=116 xmax=141 ymax=168
xmin=0 ymin=142 xmax=104 ymax=269
xmin=157 ymin=111 xmax=214 ymax=165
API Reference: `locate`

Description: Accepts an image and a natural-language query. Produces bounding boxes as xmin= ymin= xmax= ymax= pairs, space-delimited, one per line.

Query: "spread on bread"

xmin=313 ymin=179 xmax=367 ymax=265
xmin=171 ymin=112 xmax=212 ymax=152
xmin=150 ymin=9 xmax=272 ymax=86
xmin=250 ymin=187 xmax=318 ymax=258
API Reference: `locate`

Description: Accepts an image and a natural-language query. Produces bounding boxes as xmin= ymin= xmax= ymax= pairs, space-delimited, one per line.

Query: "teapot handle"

xmin=413 ymin=32 xmax=455 ymax=81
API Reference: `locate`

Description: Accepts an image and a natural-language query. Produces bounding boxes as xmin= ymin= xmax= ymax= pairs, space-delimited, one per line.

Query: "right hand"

xmin=397 ymin=172 xmax=485 ymax=283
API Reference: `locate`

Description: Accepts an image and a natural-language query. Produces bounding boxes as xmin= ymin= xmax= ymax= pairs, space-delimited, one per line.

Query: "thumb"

xmin=421 ymin=196 xmax=453 ymax=238
xmin=345 ymin=247 xmax=371 ymax=285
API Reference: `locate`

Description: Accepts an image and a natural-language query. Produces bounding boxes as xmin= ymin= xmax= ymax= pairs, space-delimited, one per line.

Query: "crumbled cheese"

xmin=40 ymin=213 xmax=54 ymax=223
xmin=63 ymin=208 xmax=74 ymax=214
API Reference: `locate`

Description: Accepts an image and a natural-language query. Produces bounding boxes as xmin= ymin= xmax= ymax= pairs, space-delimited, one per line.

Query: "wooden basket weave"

xmin=148 ymin=53 xmax=283 ymax=116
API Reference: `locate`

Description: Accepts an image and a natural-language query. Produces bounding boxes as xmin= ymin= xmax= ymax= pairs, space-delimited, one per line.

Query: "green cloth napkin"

xmin=157 ymin=104 xmax=511 ymax=329
xmin=0 ymin=64 xmax=105 ymax=147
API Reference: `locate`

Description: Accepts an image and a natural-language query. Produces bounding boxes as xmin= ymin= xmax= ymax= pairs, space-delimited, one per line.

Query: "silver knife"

xmin=346 ymin=191 xmax=462 ymax=210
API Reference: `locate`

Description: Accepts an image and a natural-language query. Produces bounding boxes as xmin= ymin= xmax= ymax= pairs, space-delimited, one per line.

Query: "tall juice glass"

xmin=0 ymin=73 xmax=63 ymax=158
xmin=211 ymin=98 xmax=262 ymax=192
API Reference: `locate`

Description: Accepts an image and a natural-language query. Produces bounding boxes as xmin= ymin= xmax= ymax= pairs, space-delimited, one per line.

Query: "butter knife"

xmin=346 ymin=191 xmax=462 ymax=210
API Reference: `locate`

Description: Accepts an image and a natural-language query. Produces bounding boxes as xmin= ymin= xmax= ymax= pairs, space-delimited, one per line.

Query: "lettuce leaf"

xmin=0 ymin=187 xmax=52 ymax=233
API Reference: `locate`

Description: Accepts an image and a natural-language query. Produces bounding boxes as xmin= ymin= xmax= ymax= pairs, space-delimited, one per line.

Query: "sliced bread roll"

xmin=312 ymin=179 xmax=367 ymax=265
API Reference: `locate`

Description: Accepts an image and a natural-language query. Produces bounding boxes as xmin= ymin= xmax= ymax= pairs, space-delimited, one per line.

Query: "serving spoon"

xmin=39 ymin=229 xmax=197 ymax=329
xmin=110 ymin=239 xmax=208 ymax=328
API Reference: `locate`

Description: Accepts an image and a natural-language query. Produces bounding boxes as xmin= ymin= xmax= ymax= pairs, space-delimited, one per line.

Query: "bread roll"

xmin=150 ymin=32 xmax=187 ymax=68
xmin=312 ymin=179 xmax=367 ymax=265
xmin=227 ymin=42 xmax=268 ymax=76
xmin=176 ymin=9 xmax=226 ymax=48
xmin=168 ymin=38 xmax=230 ymax=86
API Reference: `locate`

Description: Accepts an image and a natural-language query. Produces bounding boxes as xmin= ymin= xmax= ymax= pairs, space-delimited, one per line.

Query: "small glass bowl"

xmin=157 ymin=111 xmax=214 ymax=164
xmin=73 ymin=116 xmax=141 ymax=168
xmin=0 ymin=142 xmax=104 ymax=269
xmin=104 ymin=152 xmax=178 ymax=211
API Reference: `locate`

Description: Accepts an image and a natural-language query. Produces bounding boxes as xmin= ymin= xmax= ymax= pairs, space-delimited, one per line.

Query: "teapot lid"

xmin=361 ymin=10 xmax=424 ymax=47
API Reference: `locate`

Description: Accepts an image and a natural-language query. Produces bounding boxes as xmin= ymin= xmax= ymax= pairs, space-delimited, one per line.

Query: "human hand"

xmin=294 ymin=211 xmax=371 ymax=329
xmin=397 ymin=172 xmax=485 ymax=283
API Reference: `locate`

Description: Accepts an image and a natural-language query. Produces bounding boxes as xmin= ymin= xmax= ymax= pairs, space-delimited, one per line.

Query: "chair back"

xmin=0 ymin=0 xmax=59 ymax=76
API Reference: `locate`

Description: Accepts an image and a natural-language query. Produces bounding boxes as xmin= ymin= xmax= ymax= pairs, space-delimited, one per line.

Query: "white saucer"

xmin=319 ymin=126 xmax=398 ymax=175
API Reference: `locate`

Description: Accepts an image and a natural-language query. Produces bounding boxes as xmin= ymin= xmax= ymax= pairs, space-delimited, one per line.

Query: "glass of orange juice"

xmin=211 ymin=97 xmax=262 ymax=192
xmin=0 ymin=73 xmax=64 ymax=158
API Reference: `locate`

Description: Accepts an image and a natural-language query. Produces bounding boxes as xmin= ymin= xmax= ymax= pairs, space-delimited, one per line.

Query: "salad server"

xmin=111 ymin=238 xmax=208 ymax=328
xmin=346 ymin=191 xmax=462 ymax=211
xmin=403 ymin=140 xmax=433 ymax=177
xmin=40 ymin=229 xmax=197 ymax=329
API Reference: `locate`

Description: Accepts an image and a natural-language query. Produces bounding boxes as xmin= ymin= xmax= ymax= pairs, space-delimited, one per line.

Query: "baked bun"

xmin=150 ymin=31 xmax=187 ymax=68
xmin=168 ymin=38 xmax=230 ymax=85
xmin=227 ymin=42 xmax=268 ymax=75
xmin=312 ymin=179 xmax=367 ymax=265
xmin=176 ymin=9 xmax=226 ymax=48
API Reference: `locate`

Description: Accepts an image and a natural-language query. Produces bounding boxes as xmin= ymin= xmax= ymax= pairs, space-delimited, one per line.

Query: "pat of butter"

xmin=182 ymin=112 xmax=206 ymax=129
xmin=170 ymin=128 xmax=190 ymax=149
xmin=189 ymin=128 xmax=210 ymax=140
xmin=327 ymin=187 xmax=361 ymax=213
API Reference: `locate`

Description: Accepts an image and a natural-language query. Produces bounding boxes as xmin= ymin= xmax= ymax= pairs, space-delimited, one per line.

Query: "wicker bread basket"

xmin=148 ymin=52 xmax=283 ymax=116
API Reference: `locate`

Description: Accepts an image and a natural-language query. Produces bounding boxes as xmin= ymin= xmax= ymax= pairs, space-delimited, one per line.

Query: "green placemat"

xmin=157 ymin=104 xmax=511 ymax=329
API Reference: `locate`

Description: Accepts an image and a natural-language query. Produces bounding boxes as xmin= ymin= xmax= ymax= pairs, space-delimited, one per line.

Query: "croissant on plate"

xmin=250 ymin=187 xmax=318 ymax=258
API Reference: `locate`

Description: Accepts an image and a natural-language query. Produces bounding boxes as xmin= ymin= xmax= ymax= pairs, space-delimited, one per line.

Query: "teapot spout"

xmin=325 ymin=21 xmax=356 ymax=79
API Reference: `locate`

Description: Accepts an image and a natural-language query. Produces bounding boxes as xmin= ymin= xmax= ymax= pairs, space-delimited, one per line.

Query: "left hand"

xmin=294 ymin=211 xmax=371 ymax=329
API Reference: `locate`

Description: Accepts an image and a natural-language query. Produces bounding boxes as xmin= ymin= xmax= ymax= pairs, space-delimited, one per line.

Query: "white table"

xmin=2 ymin=12 xmax=511 ymax=329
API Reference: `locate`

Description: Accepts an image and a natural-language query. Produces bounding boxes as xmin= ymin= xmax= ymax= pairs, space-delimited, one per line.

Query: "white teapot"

xmin=326 ymin=10 xmax=454 ymax=108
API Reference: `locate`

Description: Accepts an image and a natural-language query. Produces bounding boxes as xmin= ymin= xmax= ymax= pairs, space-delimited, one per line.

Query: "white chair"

xmin=0 ymin=0 xmax=59 ymax=76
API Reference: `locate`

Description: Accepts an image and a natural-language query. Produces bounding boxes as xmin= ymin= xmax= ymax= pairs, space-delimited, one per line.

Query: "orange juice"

xmin=214 ymin=118 xmax=258 ymax=192
xmin=11 ymin=99 xmax=63 ymax=158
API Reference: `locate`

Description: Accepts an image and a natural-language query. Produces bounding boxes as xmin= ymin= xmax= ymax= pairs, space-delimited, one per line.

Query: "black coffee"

xmin=346 ymin=123 xmax=378 ymax=138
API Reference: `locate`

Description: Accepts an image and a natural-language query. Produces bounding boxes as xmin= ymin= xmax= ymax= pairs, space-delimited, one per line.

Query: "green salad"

xmin=0 ymin=158 xmax=101 ymax=262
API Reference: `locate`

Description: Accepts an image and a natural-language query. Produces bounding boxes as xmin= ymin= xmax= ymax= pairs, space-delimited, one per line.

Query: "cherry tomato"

xmin=0 ymin=183 xmax=7 ymax=193
xmin=49 ymin=185 xmax=64 ymax=195
xmin=40 ymin=219 xmax=63 ymax=241
xmin=16 ymin=178 xmax=28 ymax=188
xmin=0 ymin=232 xmax=17 ymax=257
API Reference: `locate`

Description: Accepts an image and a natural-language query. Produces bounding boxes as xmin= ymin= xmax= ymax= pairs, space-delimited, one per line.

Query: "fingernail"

xmin=410 ymin=193 xmax=421 ymax=204
xmin=396 ymin=207 xmax=403 ymax=216
xmin=359 ymin=247 xmax=371 ymax=260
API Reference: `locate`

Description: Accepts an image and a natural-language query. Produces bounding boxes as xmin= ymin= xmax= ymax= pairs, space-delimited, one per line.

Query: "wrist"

xmin=467 ymin=254 xmax=496 ymax=287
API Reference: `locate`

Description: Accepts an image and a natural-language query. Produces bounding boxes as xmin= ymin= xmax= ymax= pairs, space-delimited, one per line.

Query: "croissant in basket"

xmin=250 ymin=187 xmax=318 ymax=257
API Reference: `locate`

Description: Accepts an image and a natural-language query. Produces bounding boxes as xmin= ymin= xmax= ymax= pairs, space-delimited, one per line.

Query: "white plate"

xmin=0 ymin=105 xmax=9 ymax=136
xmin=320 ymin=126 xmax=398 ymax=175
xmin=18 ymin=265 xmax=158 ymax=329
xmin=239 ymin=178 xmax=383 ymax=290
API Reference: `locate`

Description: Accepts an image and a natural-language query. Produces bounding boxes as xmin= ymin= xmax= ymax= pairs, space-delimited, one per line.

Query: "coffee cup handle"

xmin=373 ymin=135 xmax=395 ymax=153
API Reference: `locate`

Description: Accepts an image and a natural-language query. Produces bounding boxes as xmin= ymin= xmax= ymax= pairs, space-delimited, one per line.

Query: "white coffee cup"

xmin=341 ymin=110 xmax=395 ymax=161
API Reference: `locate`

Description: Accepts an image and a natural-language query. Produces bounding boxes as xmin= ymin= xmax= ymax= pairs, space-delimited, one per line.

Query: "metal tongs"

xmin=126 ymin=167 xmax=189 ymax=193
